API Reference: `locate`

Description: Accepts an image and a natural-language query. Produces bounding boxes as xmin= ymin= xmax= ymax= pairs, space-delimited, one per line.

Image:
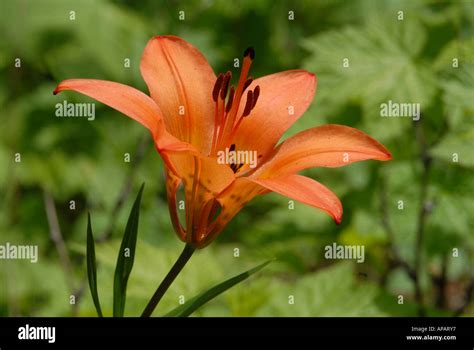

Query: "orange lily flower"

xmin=54 ymin=36 xmax=391 ymax=248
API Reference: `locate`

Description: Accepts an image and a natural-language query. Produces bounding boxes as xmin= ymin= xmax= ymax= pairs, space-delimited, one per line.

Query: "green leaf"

xmin=165 ymin=260 xmax=272 ymax=317
xmin=431 ymin=127 xmax=474 ymax=168
xmin=441 ymin=65 xmax=474 ymax=131
xmin=301 ymin=16 xmax=437 ymax=142
xmin=86 ymin=213 xmax=103 ymax=317
xmin=433 ymin=38 xmax=474 ymax=73
xmin=113 ymin=183 xmax=144 ymax=317
xmin=258 ymin=263 xmax=412 ymax=316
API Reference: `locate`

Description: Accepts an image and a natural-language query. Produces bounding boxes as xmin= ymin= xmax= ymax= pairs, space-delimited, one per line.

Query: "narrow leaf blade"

xmin=86 ymin=213 xmax=103 ymax=317
xmin=113 ymin=183 xmax=144 ymax=317
xmin=165 ymin=260 xmax=272 ymax=317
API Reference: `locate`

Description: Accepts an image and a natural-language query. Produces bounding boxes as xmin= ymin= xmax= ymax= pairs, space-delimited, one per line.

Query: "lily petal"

xmin=252 ymin=175 xmax=343 ymax=224
xmin=255 ymin=124 xmax=392 ymax=177
xmin=54 ymin=79 xmax=163 ymax=137
xmin=231 ymin=70 xmax=316 ymax=159
xmin=54 ymin=78 xmax=197 ymax=170
xmin=169 ymin=153 xmax=236 ymax=197
xmin=165 ymin=168 xmax=186 ymax=241
xmin=165 ymin=152 xmax=236 ymax=245
xmin=140 ymin=36 xmax=216 ymax=153
xmin=199 ymin=177 xmax=267 ymax=247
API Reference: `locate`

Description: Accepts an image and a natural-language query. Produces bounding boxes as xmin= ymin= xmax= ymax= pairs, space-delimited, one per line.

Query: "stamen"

xmin=213 ymin=47 xmax=257 ymax=153
xmin=224 ymin=49 xmax=253 ymax=124
xmin=226 ymin=85 xmax=260 ymax=143
xmin=229 ymin=144 xmax=237 ymax=173
xmin=220 ymin=71 xmax=232 ymax=100
xmin=212 ymin=73 xmax=224 ymax=102
xmin=243 ymin=47 xmax=255 ymax=60
xmin=252 ymin=85 xmax=260 ymax=109
xmin=242 ymin=90 xmax=254 ymax=117
xmin=230 ymin=162 xmax=244 ymax=174
xmin=225 ymin=86 xmax=235 ymax=113
xmin=243 ymin=77 xmax=253 ymax=91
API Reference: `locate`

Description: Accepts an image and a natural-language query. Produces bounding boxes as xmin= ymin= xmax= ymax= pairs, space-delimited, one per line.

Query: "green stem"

xmin=141 ymin=244 xmax=195 ymax=317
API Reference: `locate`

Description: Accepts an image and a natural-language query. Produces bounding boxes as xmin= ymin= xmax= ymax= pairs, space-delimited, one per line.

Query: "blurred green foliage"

xmin=0 ymin=0 xmax=472 ymax=316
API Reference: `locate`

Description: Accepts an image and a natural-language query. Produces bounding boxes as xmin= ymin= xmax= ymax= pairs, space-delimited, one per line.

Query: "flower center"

xmin=210 ymin=47 xmax=260 ymax=156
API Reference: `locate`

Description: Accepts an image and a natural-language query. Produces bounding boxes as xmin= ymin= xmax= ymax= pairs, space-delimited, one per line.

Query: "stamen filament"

xmin=212 ymin=47 xmax=260 ymax=155
xmin=229 ymin=85 xmax=260 ymax=141
xmin=218 ymin=50 xmax=254 ymax=143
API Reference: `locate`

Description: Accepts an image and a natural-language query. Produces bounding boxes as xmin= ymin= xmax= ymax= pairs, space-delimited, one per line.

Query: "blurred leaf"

xmin=433 ymin=38 xmax=474 ymax=72
xmin=225 ymin=277 xmax=272 ymax=316
xmin=1 ymin=0 xmax=148 ymax=84
xmin=302 ymin=16 xmax=436 ymax=142
xmin=165 ymin=260 xmax=272 ymax=317
xmin=379 ymin=161 xmax=420 ymax=264
xmin=431 ymin=127 xmax=474 ymax=168
xmin=0 ymin=228 xmax=70 ymax=316
xmin=426 ymin=165 xmax=474 ymax=253
xmin=86 ymin=213 xmax=103 ymax=317
xmin=441 ymin=66 xmax=474 ymax=131
xmin=259 ymin=263 xmax=402 ymax=316
xmin=330 ymin=0 xmax=426 ymax=25
xmin=339 ymin=217 xmax=386 ymax=248
xmin=113 ymin=183 xmax=144 ymax=317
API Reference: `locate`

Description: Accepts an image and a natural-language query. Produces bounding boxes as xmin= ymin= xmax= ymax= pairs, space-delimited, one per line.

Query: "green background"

xmin=0 ymin=0 xmax=473 ymax=316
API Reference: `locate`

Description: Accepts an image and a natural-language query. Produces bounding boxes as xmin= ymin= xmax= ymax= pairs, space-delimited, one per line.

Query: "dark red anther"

xmin=242 ymin=90 xmax=254 ymax=117
xmin=225 ymin=86 xmax=235 ymax=113
xmin=243 ymin=77 xmax=253 ymax=92
xmin=251 ymin=85 xmax=260 ymax=109
xmin=220 ymin=71 xmax=232 ymax=100
xmin=212 ymin=73 xmax=224 ymax=102
xmin=243 ymin=47 xmax=255 ymax=60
